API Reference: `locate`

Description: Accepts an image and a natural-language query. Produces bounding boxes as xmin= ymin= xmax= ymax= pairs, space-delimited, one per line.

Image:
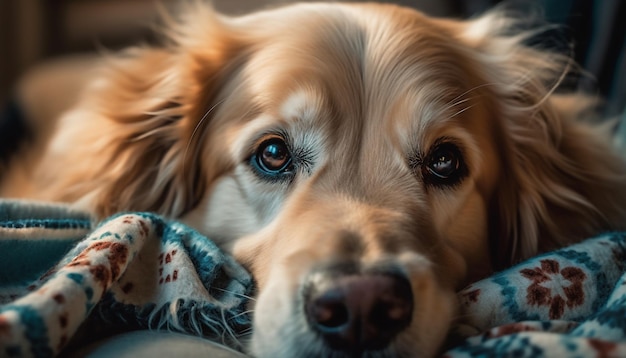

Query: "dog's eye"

xmin=252 ymin=138 xmax=294 ymax=178
xmin=423 ymin=143 xmax=465 ymax=186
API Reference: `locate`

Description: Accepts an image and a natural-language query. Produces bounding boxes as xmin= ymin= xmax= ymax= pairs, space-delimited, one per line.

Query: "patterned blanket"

xmin=449 ymin=232 xmax=626 ymax=357
xmin=0 ymin=200 xmax=252 ymax=357
xmin=1 ymin=200 xmax=625 ymax=357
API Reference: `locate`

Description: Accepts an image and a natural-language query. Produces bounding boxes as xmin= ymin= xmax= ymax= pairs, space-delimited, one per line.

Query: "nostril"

xmin=308 ymin=291 xmax=350 ymax=330
xmin=304 ymin=272 xmax=413 ymax=352
xmin=370 ymin=292 xmax=412 ymax=328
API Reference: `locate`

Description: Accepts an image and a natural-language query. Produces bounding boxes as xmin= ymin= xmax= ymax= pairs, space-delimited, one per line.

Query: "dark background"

xmin=0 ymin=0 xmax=624 ymax=118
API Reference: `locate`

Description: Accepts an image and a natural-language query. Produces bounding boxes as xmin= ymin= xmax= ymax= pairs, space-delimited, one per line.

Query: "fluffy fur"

xmin=3 ymin=2 xmax=626 ymax=357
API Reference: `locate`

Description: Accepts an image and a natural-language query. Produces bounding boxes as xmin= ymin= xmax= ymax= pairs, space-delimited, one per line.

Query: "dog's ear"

xmin=42 ymin=4 xmax=244 ymax=217
xmin=457 ymin=10 xmax=626 ymax=267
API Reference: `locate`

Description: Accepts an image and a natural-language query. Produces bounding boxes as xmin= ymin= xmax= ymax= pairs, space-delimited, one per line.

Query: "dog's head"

xmin=43 ymin=2 xmax=626 ymax=356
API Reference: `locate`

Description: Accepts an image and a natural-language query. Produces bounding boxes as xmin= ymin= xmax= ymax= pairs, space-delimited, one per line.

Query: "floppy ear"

xmin=38 ymin=4 xmax=243 ymax=218
xmin=458 ymin=11 xmax=626 ymax=267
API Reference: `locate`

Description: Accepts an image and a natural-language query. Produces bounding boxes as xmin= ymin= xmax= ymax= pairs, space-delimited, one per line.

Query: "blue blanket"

xmin=1 ymin=199 xmax=625 ymax=357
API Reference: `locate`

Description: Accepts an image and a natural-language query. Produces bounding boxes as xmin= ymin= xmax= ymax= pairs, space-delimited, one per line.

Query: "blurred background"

xmin=0 ymin=0 xmax=624 ymax=120
xmin=0 ymin=0 xmax=453 ymax=105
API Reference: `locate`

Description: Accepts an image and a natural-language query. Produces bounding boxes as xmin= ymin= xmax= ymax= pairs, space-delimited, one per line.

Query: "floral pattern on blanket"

xmin=449 ymin=232 xmax=626 ymax=357
xmin=1 ymin=200 xmax=626 ymax=357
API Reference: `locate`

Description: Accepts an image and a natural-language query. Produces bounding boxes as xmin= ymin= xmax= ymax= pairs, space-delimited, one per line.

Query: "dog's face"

xmin=179 ymin=4 xmax=503 ymax=356
xmin=22 ymin=2 xmax=626 ymax=357
xmin=176 ymin=4 xmax=505 ymax=356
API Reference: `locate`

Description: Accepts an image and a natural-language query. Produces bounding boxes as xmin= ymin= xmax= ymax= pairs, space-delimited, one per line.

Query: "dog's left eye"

xmin=251 ymin=137 xmax=294 ymax=179
xmin=423 ymin=143 xmax=466 ymax=186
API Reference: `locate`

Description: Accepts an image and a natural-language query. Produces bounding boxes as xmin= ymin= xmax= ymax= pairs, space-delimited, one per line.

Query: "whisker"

xmin=443 ymin=82 xmax=500 ymax=109
xmin=232 ymin=309 xmax=255 ymax=319
xmin=446 ymin=103 xmax=478 ymax=120
xmin=211 ymin=286 xmax=258 ymax=302
xmin=439 ymin=96 xmax=474 ymax=114
xmin=217 ymin=308 xmax=246 ymax=346
xmin=237 ymin=327 xmax=254 ymax=335
xmin=182 ymin=99 xmax=226 ymax=174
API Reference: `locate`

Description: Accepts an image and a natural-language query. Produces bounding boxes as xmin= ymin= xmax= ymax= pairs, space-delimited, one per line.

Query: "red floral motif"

xmin=460 ymin=288 xmax=481 ymax=305
xmin=158 ymin=249 xmax=179 ymax=285
xmin=90 ymin=265 xmax=111 ymax=286
xmin=123 ymin=216 xmax=150 ymax=237
xmin=520 ymin=259 xmax=586 ymax=319
xmin=589 ymin=338 xmax=617 ymax=358
xmin=107 ymin=243 xmax=129 ymax=280
xmin=485 ymin=322 xmax=538 ymax=338
xmin=59 ymin=312 xmax=68 ymax=328
xmin=53 ymin=293 xmax=65 ymax=304
xmin=38 ymin=267 xmax=57 ymax=282
xmin=138 ymin=219 xmax=150 ymax=237
xmin=66 ymin=242 xmax=129 ymax=291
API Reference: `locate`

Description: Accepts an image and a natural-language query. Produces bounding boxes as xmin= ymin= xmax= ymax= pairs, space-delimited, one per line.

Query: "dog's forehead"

xmin=239 ymin=4 xmax=475 ymax=150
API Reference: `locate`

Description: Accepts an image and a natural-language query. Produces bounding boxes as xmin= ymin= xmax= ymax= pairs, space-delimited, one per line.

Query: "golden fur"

xmin=3 ymin=2 xmax=626 ymax=357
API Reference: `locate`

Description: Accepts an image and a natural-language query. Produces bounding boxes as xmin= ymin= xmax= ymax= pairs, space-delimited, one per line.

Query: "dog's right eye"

xmin=251 ymin=137 xmax=294 ymax=180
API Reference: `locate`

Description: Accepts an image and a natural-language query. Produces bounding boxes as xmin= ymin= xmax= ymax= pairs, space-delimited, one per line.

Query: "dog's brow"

xmin=281 ymin=90 xmax=322 ymax=122
xmin=228 ymin=114 xmax=278 ymax=160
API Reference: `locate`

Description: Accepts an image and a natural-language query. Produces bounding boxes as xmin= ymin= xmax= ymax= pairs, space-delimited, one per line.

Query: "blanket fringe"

xmin=94 ymin=293 xmax=251 ymax=351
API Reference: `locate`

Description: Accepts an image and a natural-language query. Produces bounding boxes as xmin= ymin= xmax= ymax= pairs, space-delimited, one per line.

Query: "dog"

xmin=2 ymin=2 xmax=626 ymax=357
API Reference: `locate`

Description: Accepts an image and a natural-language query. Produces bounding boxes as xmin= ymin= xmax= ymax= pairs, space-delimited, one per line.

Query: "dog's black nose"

xmin=305 ymin=272 xmax=413 ymax=352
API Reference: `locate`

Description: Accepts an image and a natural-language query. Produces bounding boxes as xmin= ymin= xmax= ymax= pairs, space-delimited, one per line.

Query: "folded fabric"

xmin=2 ymin=199 xmax=626 ymax=358
xmin=449 ymin=233 xmax=626 ymax=357
xmin=0 ymin=200 xmax=252 ymax=358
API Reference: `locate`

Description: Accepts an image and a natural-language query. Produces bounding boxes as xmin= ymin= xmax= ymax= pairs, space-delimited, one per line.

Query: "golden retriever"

xmin=2 ymin=2 xmax=626 ymax=357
